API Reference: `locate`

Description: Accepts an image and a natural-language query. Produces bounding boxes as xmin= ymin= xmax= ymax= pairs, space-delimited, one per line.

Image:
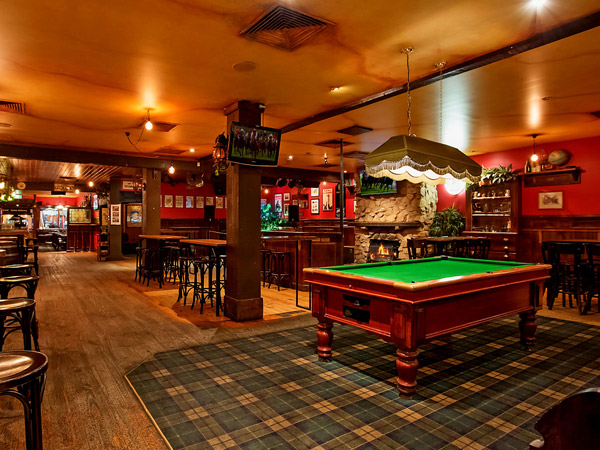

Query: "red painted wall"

xmin=37 ymin=196 xmax=78 ymax=207
xmin=160 ymin=182 xmax=226 ymax=220
xmin=437 ymin=135 xmax=600 ymax=216
xmin=261 ymin=181 xmax=356 ymax=221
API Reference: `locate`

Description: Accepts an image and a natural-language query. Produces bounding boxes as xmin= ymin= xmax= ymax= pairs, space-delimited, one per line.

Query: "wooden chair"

xmin=97 ymin=232 xmax=109 ymax=261
xmin=584 ymin=242 xmax=600 ymax=313
xmin=406 ymin=238 xmax=431 ymax=259
xmin=530 ymin=387 xmax=600 ymax=450
xmin=451 ymin=240 xmax=468 ymax=257
xmin=540 ymin=242 xmax=559 ymax=310
xmin=552 ymin=242 xmax=587 ymax=314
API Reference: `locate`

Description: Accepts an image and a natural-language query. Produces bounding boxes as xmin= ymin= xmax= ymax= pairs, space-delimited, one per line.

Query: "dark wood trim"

xmin=282 ymin=11 xmax=600 ymax=134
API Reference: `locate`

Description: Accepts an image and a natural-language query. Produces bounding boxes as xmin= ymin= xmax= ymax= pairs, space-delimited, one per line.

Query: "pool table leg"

xmin=317 ymin=321 xmax=333 ymax=361
xmin=396 ymin=347 xmax=418 ymax=397
xmin=519 ymin=310 xmax=537 ymax=350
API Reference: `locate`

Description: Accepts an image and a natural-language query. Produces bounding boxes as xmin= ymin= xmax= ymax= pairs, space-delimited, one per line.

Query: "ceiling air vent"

xmin=315 ymin=139 xmax=353 ymax=148
xmin=241 ymin=4 xmax=334 ymax=51
xmin=0 ymin=101 xmax=26 ymax=115
xmin=153 ymin=147 xmax=187 ymax=156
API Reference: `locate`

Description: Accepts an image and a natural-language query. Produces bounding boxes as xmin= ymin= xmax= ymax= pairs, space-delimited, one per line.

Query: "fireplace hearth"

xmin=368 ymin=239 xmax=400 ymax=262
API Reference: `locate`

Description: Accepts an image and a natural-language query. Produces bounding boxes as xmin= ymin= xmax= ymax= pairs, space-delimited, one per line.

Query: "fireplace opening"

xmin=368 ymin=239 xmax=400 ymax=262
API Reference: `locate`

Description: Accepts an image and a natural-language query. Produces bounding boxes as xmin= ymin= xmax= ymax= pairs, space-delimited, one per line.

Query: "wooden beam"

xmin=0 ymin=143 xmax=201 ymax=172
xmin=282 ymin=11 xmax=600 ymax=134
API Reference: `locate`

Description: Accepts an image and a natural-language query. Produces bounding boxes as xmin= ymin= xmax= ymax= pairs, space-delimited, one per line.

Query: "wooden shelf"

xmin=356 ymin=222 xmax=421 ymax=229
xmin=473 ymin=196 xmax=511 ymax=200
xmin=472 ymin=213 xmax=511 ymax=217
xmin=521 ymin=166 xmax=581 ymax=187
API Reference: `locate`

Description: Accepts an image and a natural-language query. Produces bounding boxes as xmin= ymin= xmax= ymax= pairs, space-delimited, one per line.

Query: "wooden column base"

xmin=224 ymin=295 xmax=263 ymax=321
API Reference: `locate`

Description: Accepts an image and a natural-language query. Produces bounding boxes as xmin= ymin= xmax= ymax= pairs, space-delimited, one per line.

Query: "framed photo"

xmin=110 ymin=204 xmax=121 ymax=225
xmin=539 ymin=191 xmax=563 ymax=209
xmin=164 ymin=195 xmax=173 ymax=208
xmin=196 ymin=196 xmax=204 ymax=208
xmin=100 ymin=207 xmax=109 ymax=226
xmin=310 ymin=198 xmax=319 ymax=215
xmin=299 ymin=200 xmax=308 ymax=209
xmin=261 ymin=198 xmax=267 ymax=207
xmin=216 ymin=197 xmax=224 ymax=209
xmin=310 ymin=188 xmax=319 ymax=197
xmin=186 ymin=196 xmax=194 ymax=208
xmin=206 ymin=196 xmax=214 ymax=206
xmin=292 ymin=199 xmax=298 ymax=206
xmin=322 ymin=188 xmax=333 ymax=212
xmin=175 ymin=195 xmax=184 ymax=208
xmin=121 ymin=180 xmax=135 ymax=191
xmin=283 ymin=192 xmax=290 ymax=201
xmin=274 ymin=194 xmax=283 ymax=216
xmin=126 ymin=204 xmax=142 ymax=227
xmin=283 ymin=203 xmax=289 ymax=218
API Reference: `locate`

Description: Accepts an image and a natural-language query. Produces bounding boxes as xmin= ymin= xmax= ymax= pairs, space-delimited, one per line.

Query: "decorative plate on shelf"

xmin=16 ymin=181 xmax=26 ymax=190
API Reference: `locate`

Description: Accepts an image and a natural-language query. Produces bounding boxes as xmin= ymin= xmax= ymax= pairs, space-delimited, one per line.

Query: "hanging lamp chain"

xmin=401 ymin=48 xmax=414 ymax=136
xmin=435 ymin=62 xmax=446 ymax=141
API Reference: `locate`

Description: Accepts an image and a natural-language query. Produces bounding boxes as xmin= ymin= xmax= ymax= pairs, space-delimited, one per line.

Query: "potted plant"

xmin=481 ymin=164 xmax=516 ymax=185
xmin=260 ymin=203 xmax=281 ymax=231
xmin=429 ymin=205 xmax=465 ymax=237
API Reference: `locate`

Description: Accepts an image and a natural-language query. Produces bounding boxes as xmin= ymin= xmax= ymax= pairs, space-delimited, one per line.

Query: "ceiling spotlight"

xmin=330 ymin=86 xmax=341 ymax=92
xmin=144 ymin=109 xmax=153 ymax=131
xmin=75 ymin=189 xmax=80 ymax=194
xmin=189 ymin=148 xmax=195 ymax=153
xmin=168 ymin=163 xmax=175 ymax=174
xmin=324 ymin=153 xmax=328 ymax=165
xmin=88 ymin=181 xmax=94 ymax=187
xmin=288 ymin=155 xmax=293 ymax=160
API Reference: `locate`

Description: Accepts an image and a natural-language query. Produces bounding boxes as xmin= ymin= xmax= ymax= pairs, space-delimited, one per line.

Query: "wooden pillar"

xmin=224 ymin=101 xmax=263 ymax=321
xmin=108 ymin=178 xmax=123 ymax=260
xmin=142 ymin=169 xmax=161 ymax=235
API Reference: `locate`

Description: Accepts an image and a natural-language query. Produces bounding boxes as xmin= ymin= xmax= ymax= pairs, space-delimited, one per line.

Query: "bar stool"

xmin=0 ymin=298 xmax=38 ymax=351
xmin=268 ymin=251 xmax=291 ymax=291
xmin=134 ymin=246 xmax=144 ymax=282
xmin=141 ymin=249 xmax=162 ymax=288
xmin=260 ymin=249 xmax=271 ymax=286
xmin=192 ymin=258 xmax=214 ymax=313
xmin=585 ymin=242 xmax=600 ymax=313
xmin=177 ymin=256 xmax=197 ymax=304
xmin=164 ymin=246 xmax=181 ymax=284
xmin=0 ymin=275 xmax=40 ymax=299
xmin=0 ymin=351 xmax=48 ymax=450
xmin=0 ymin=264 xmax=34 ymax=277
xmin=552 ymin=242 xmax=586 ymax=314
xmin=23 ymin=245 xmax=39 ymax=275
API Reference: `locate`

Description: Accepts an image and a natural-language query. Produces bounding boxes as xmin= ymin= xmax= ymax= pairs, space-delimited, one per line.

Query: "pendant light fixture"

xmin=364 ymin=48 xmax=481 ymax=186
xmin=144 ymin=109 xmax=153 ymax=131
xmin=530 ymin=133 xmax=539 ymax=162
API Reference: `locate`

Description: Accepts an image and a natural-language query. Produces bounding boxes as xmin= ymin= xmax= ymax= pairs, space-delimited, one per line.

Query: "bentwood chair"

xmin=541 ymin=242 xmax=559 ymax=310
xmin=585 ymin=242 xmax=600 ymax=313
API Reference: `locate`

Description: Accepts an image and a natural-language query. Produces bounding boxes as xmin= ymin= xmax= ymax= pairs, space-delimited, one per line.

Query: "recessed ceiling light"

xmin=330 ymin=86 xmax=341 ymax=92
xmin=0 ymin=122 xmax=12 ymax=128
xmin=189 ymin=148 xmax=195 ymax=153
xmin=541 ymin=97 xmax=551 ymax=101
xmin=530 ymin=0 xmax=546 ymax=7
xmin=288 ymin=155 xmax=293 ymax=160
xmin=232 ymin=61 xmax=257 ymax=72
xmin=88 ymin=181 xmax=94 ymax=187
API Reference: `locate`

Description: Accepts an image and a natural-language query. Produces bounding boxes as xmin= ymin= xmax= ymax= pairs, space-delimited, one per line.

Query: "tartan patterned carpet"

xmin=126 ymin=317 xmax=600 ymax=450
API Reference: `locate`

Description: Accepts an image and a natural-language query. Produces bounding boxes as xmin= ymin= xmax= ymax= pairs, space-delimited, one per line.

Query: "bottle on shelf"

xmin=525 ymin=159 xmax=532 ymax=173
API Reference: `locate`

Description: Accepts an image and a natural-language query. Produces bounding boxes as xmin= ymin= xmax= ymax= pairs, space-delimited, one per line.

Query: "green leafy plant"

xmin=260 ymin=203 xmax=281 ymax=231
xmin=481 ymin=164 xmax=516 ymax=184
xmin=429 ymin=205 xmax=465 ymax=237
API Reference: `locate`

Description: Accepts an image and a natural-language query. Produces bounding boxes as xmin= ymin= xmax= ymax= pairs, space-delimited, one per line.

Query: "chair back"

xmin=406 ymin=238 xmax=430 ymax=259
xmin=552 ymin=242 xmax=585 ymax=276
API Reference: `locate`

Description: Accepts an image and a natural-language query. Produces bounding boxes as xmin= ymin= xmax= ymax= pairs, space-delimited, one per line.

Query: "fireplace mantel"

xmin=356 ymin=222 xmax=421 ymax=229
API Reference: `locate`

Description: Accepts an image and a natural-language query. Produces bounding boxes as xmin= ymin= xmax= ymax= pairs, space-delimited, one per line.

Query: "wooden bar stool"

xmin=268 ymin=251 xmax=291 ymax=291
xmin=0 ymin=275 xmax=40 ymax=299
xmin=0 ymin=298 xmax=38 ymax=351
xmin=0 ymin=351 xmax=48 ymax=450
xmin=177 ymin=256 xmax=197 ymax=304
xmin=260 ymin=249 xmax=271 ymax=286
xmin=192 ymin=258 xmax=214 ymax=313
xmin=0 ymin=264 xmax=34 ymax=277
xmin=141 ymin=249 xmax=162 ymax=288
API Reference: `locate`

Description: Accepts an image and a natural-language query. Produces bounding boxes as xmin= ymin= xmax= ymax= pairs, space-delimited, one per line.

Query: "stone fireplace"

xmin=368 ymin=239 xmax=401 ymax=262
xmin=354 ymin=181 xmax=437 ymax=263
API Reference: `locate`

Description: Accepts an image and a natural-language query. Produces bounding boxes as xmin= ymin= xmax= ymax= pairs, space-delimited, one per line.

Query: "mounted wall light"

xmin=212 ymin=133 xmax=229 ymax=176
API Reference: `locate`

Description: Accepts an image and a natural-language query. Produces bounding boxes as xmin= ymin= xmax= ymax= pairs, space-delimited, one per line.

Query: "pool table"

xmin=304 ymin=256 xmax=551 ymax=397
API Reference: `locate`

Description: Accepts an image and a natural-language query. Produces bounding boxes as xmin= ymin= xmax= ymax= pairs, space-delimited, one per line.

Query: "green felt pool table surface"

xmin=322 ymin=257 xmax=532 ymax=284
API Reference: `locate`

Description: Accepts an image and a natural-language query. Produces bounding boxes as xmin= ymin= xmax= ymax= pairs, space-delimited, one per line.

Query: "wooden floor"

xmin=1 ymin=251 xmax=598 ymax=450
xmin=0 ymin=251 xmax=314 ymax=450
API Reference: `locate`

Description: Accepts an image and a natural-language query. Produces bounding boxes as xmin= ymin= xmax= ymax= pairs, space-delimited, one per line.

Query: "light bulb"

xmin=145 ymin=119 xmax=153 ymax=131
xmin=189 ymin=148 xmax=195 ymax=153
xmin=264 ymin=189 xmax=269 ymax=194
xmin=531 ymin=154 xmax=539 ymax=162
xmin=168 ymin=164 xmax=175 ymax=174
xmin=75 ymin=189 xmax=80 ymax=194
xmin=88 ymin=181 xmax=94 ymax=187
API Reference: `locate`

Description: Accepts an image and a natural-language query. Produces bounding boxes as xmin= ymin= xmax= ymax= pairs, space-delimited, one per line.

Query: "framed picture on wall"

xmin=205 ymin=196 xmax=214 ymax=206
xmin=299 ymin=200 xmax=308 ymax=209
xmin=196 ymin=196 xmax=204 ymax=208
xmin=186 ymin=196 xmax=194 ymax=208
xmin=126 ymin=204 xmax=142 ymax=227
xmin=175 ymin=195 xmax=184 ymax=208
xmin=121 ymin=180 xmax=135 ymax=191
xmin=310 ymin=198 xmax=319 ymax=215
xmin=274 ymin=194 xmax=283 ymax=216
xmin=261 ymin=198 xmax=267 ymax=207
xmin=283 ymin=203 xmax=289 ymax=218
xmin=216 ymin=197 xmax=224 ymax=209
xmin=164 ymin=195 xmax=173 ymax=208
xmin=539 ymin=191 xmax=563 ymax=209
xmin=110 ymin=204 xmax=121 ymax=225
xmin=292 ymin=199 xmax=298 ymax=206
xmin=322 ymin=188 xmax=333 ymax=212
xmin=100 ymin=207 xmax=109 ymax=226
xmin=283 ymin=192 xmax=290 ymax=201
xmin=310 ymin=188 xmax=319 ymax=197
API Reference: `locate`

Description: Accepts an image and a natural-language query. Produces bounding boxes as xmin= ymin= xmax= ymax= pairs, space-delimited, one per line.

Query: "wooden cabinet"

xmin=465 ymin=180 xmax=520 ymax=260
